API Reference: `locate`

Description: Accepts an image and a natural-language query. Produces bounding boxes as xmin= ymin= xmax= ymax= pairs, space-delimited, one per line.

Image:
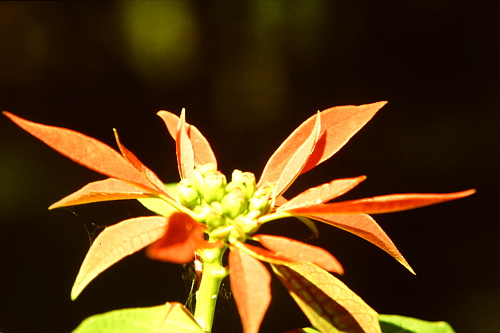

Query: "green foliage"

xmin=137 ymin=183 xmax=178 ymax=216
xmin=379 ymin=315 xmax=456 ymax=333
xmin=72 ymin=303 xmax=204 ymax=333
xmin=289 ymin=315 xmax=456 ymax=333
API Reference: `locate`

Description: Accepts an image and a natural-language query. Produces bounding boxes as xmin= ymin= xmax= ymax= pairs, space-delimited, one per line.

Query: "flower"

xmin=3 ymin=102 xmax=474 ymax=333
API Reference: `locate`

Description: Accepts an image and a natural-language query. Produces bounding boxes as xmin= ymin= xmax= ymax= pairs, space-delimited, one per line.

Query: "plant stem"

xmin=194 ymin=246 xmax=228 ymax=333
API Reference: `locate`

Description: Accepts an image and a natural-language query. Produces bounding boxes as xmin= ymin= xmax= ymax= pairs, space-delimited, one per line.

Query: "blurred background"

xmin=0 ymin=1 xmax=497 ymax=332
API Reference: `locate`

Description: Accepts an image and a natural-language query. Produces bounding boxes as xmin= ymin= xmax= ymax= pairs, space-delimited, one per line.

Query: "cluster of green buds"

xmin=176 ymin=163 xmax=274 ymax=242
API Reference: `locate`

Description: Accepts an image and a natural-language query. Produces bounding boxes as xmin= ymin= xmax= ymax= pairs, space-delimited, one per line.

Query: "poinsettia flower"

xmin=3 ymin=102 xmax=474 ymax=333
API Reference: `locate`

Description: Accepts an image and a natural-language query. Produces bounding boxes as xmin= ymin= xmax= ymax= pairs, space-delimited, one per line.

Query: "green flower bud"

xmin=237 ymin=214 xmax=261 ymax=235
xmin=205 ymin=202 xmax=226 ymax=230
xmin=199 ymin=171 xmax=227 ymax=204
xmin=190 ymin=167 xmax=205 ymax=191
xmin=225 ymin=182 xmax=245 ymax=193
xmin=231 ymin=169 xmax=244 ymax=182
xmin=244 ymin=209 xmax=262 ymax=220
xmin=209 ymin=225 xmax=234 ymax=239
xmin=221 ymin=188 xmax=248 ymax=219
xmin=230 ymin=169 xmax=256 ymax=199
xmin=198 ymin=163 xmax=217 ymax=175
xmin=248 ymin=185 xmax=274 ymax=214
xmin=243 ymin=222 xmax=260 ymax=236
xmin=248 ymin=196 xmax=269 ymax=213
xmin=176 ymin=181 xmax=200 ymax=209
xmin=193 ymin=203 xmax=211 ymax=219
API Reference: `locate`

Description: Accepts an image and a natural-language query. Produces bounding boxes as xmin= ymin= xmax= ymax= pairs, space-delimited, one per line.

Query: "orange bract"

xmin=147 ymin=212 xmax=215 ymax=264
xmin=229 ymin=247 xmax=271 ymax=333
xmin=157 ymin=110 xmax=217 ymax=168
xmin=3 ymin=111 xmax=167 ymax=195
xmin=258 ymin=102 xmax=386 ymax=188
xmin=49 ymin=178 xmax=155 ymax=210
xmin=4 ymin=102 xmax=475 ymax=333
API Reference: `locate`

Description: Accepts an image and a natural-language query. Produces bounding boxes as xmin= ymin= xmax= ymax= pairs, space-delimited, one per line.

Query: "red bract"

xmin=146 ymin=212 xmax=221 ymax=264
xmin=4 ymin=102 xmax=474 ymax=333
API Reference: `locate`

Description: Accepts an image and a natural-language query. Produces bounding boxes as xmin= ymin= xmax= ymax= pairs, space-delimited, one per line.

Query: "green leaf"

xmin=286 ymin=315 xmax=455 ymax=333
xmin=272 ymin=262 xmax=381 ymax=333
xmin=138 ymin=197 xmax=178 ymax=216
xmin=379 ymin=315 xmax=456 ymax=333
xmin=300 ymin=329 xmax=323 ymax=333
xmin=72 ymin=303 xmax=204 ymax=333
xmin=138 ymin=183 xmax=178 ymax=216
xmin=284 ymin=328 xmax=324 ymax=333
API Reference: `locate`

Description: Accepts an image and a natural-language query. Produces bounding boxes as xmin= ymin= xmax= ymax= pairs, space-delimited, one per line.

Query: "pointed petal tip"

xmin=48 ymin=197 xmax=71 ymax=210
xmin=3 ymin=111 xmax=17 ymax=120
xmin=334 ymin=264 xmax=345 ymax=276
xmin=3 ymin=111 xmax=19 ymax=120
xmin=4 ymin=112 xmax=34 ymax=124
xmin=405 ymin=263 xmax=416 ymax=275
xmin=370 ymin=101 xmax=388 ymax=113
xmin=157 ymin=110 xmax=174 ymax=120
xmin=70 ymin=289 xmax=79 ymax=301
xmin=71 ymin=278 xmax=86 ymax=300
xmin=374 ymin=100 xmax=388 ymax=108
xmin=397 ymin=255 xmax=416 ymax=275
xmin=462 ymin=188 xmax=476 ymax=196
xmin=442 ymin=188 xmax=476 ymax=200
xmin=48 ymin=201 xmax=70 ymax=210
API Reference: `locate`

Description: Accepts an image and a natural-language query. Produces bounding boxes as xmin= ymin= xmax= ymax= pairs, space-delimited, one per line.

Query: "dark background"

xmin=0 ymin=1 xmax=497 ymax=332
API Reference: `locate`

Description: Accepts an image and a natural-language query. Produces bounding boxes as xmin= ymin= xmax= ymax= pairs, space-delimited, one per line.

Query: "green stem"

xmin=194 ymin=246 xmax=228 ymax=332
xmin=158 ymin=193 xmax=203 ymax=220
xmin=256 ymin=211 xmax=293 ymax=224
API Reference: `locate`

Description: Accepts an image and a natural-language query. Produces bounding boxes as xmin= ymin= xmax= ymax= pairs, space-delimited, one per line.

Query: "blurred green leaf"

xmin=72 ymin=303 xmax=204 ymax=333
xmin=138 ymin=183 xmax=178 ymax=216
xmin=379 ymin=315 xmax=456 ymax=333
xmin=284 ymin=327 xmax=322 ymax=333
